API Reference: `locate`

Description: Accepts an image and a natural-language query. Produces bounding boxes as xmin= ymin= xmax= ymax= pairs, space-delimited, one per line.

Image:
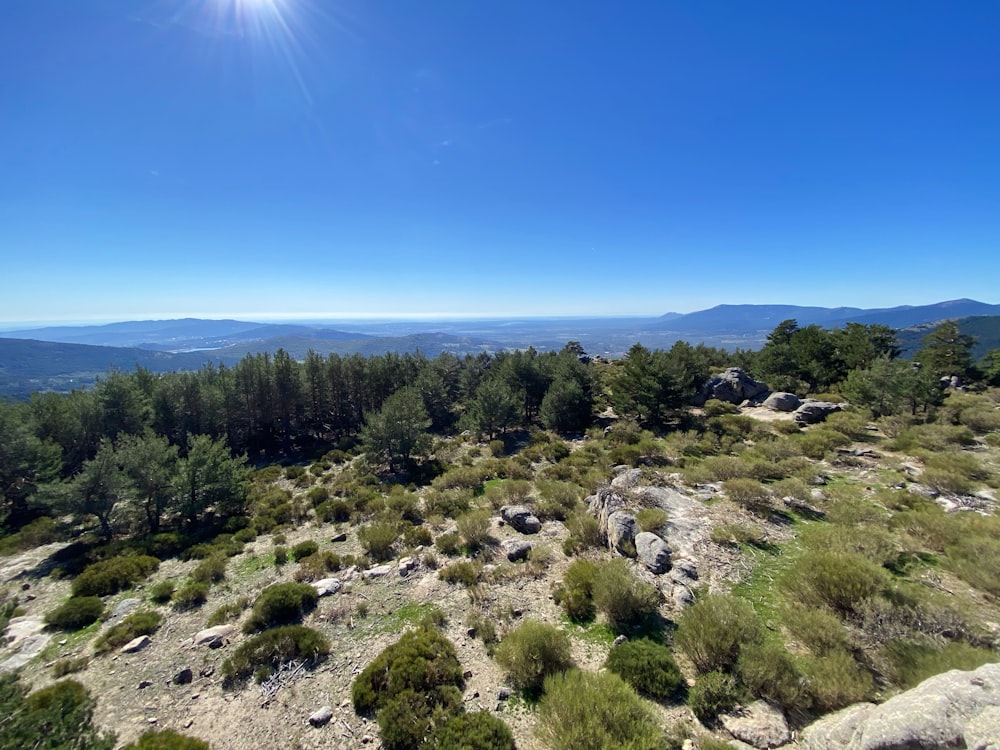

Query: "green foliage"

xmin=737 ymin=641 xmax=806 ymax=709
xmin=290 ymin=540 xmax=319 ymax=561
xmin=357 ymin=521 xmax=400 ymax=562
xmin=148 ymin=580 xmax=176 ymax=604
xmin=688 ymin=671 xmax=740 ymax=723
xmin=425 ymin=711 xmax=515 ymax=750
xmin=710 ymin=522 xmax=766 ymax=547
xmin=52 ymin=656 xmax=90 ymax=677
xmin=94 ymin=610 xmax=163 ymax=654
xmin=554 ymin=558 xmax=598 ymax=623
xmin=494 ymin=620 xmax=574 ymax=696
xmin=173 ymin=581 xmax=209 ymax=609
xmin=121 ymin=729 xmax=211 ymax=750
xmin=72 ymin=555 xmax=160 ymax=597
xmin=362 ymin=387 xmax=433 ymax=471
xmin=537 ymin=670 xmax=666 ymax=750
xmin=243 ymin=582 xmax=318 ymax=633
xmin=273 ymin=546 xmax=288 ymax=565
xmin=801 ymin=649 xmax=874 ymax=712
xmin=781 ymin=604 xmax=850 ymax=655
xmin=222 ymin=625 xmax=330 ymax=683
xmin=592 ymin=559 xmax=661 ymax=633
xmin=675 ymin=593 xmax=763 ymax=674
xmin=456 ymin=508 xmax=492 ymax=550
xmin=45 ymin=596 xmax=104 ymax=630
xmin=563 ymin=511 xmax=603 ymax=554
xmin=604 ymin=638 xmax=683 ymax=700
xmin=206 ymin=597 xmax=250 ymax=627
xmin=0 ymin=675 xmax=115 ymax=750
xmin=782 ymin=550 xmax=888 ymax=616
xmin=636 ymin=507 xmax=668 ymax=532
xmin=722 ymin=478 xmax=772 ymax=514
xmin=190 ymin=554 xmax=227 ymax=584
xmin=435 ymin=531 xmax=462 ymax=556
xmin=439 ymin=561 xmax=478 ymax=587
xmin=883 ymin=640 xmax=998 ymax=689
xmin=796 ymin=428 xmax=851 ymax=459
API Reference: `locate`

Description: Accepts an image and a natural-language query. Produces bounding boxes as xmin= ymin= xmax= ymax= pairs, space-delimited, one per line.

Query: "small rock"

xmin=463 ymin=670 xmax=473 ymax=679
xmin=106 ymin=598 xmax=141 ymax=626
xmin=173 ymin=668 xmax=193 ymax=685
xmin=312 ymin=578 xmax=342 ymax=597
xmin=184 ymin=720 xmax=194 ymax=729
xmin=121 ymin=635 xmax=151 ymax=654
xmin=363 ymin=565 xmax=392 ymax=579
xmin=500 ymin=539 xmax=532 ymax=562
xmin=147 ymin=718 xmax=157 ymax=725
xmin=309 ymin=705 xmax=334 ymax=727
xmin=500 ymin=505 xmax=542 ymax=534
xmin=331 ymin=532 xmax=348 ymax=543
xmin=193 ymin=625 xmax=235 ymax=647
xmin=613 ymin=635 xmax=627 ymax=647
xmin=138 ymin=680 xmax=153 ymax=689
xmin=498 ymin=687 xmax=512 ymax=701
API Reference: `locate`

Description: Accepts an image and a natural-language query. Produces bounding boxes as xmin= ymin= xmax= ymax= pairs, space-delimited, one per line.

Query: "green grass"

xmin=563 ymin=618 xmax=616 ymax=646
xmin=38 ymin=621 xmax=100 ymax=662
xmin=730 ymin=542 xmax=802 ymax=631
xmin=372 ymin=601 xmax=443 ymax=634
xmin=232 ymin=551 xmax=275 ymax=578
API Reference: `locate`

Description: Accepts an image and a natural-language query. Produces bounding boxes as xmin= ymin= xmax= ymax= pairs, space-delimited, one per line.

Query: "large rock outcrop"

xmin=635 ymin=532 xmax=671 ymax=574
xmin=606 ymin=511 xmax=637 ymax=556
xmin=800 ymin=662 xmax=1000 ymax=750
xmin=720 ymin=700 xmax=792 ymax=748
xmin=694 ymin=368 xmax=770 ymax=406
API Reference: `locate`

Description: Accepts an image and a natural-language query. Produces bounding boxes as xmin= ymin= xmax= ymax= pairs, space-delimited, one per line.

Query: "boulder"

xmin=720 ymin=700 xmax=792 ymax=748
xmin=173 ymin=668 xmax=193 ymax=685
xmin=694 ymin=368 xmax=770 ymax=406
xmin=121 ymin=635 xmax=151 ymax=654
xmin=363 ymin=565 xmax=392 ymax=579
xmin=500 ymin=505 xmax=542 ymax=535
xmin=763 ymin=392 xmax=801 ymax=412
xmin=800 ymin=662 xmax=1000 ymax=750
xmin=606 ymin=511 xmax=637 ymax=556
xmin=308 ymin=705 xmax=334 ymax=728
xmin=398 ymin=557 xmax=418 ymax=577
xmin=312 ymin=578 xmax=341 ymax=596
xmin=793 ymin=399 xmax=842 ymax=425
xmin=635 ymin=532 xmax=671 ymax=574
xmin=588 ymin=487 xmax=628 ymax=540
xmin=611 ymin=468 xmax=644 ymax=490
xmin=500 ymin=539 xmax=532 ymax=562
xmin=106 ymin=598 xmax=142 ymax=626
xmin=193 ymin=624 xmax=235 ymax=647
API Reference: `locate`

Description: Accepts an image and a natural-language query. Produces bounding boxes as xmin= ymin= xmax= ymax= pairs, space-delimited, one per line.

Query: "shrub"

xmin=592 ymin=559 xmax=661 ymax=633
xmin=243 ymin=582 xmax=318 ymax=633
xmin=494 ymin=620 xmax=574 ymax=696
xmin=232 ymin=527 xmax=258 ymax=544
xmin=782 ymin=551 xmax=888 ymax=616
xmin=316 ymin=499 xmax=351 ymax=523
xmin=675 ymin=594 xmax=763 ymax=674
xmin=293 ymin=551 xmax=343 ymax=582
xmin=781 ymin=604 xmax=849 ymax=655
xmin=537 ymin=670 xmax=665 ymax=750
xmin=710 ymin=522 xmax=766 ymax=547
xmin=435 ymin=531 xmax=462 ymax=556
xmin=796 ymin=428 xmax=851 ymax=459
xmin=403 ymin=524 xmax=433 ymax=548
xmin=222 ymin=625 xmax=330 ymax=683
xmin=122 ymin=729 xmax=210 ymax=750
xmin=94 ymin=611 xmax=163 ymax=654
xmin=563 ymin=511 xmax=603 ymax=554
xmin=290 ymin=540 xmax=319 ymax=561
xmin=457 ymin=509 xmax=493 ymax=550
xmin=884 ymin=640 xmax=998 ymax=689
xmin=148 ymin=580 xmax=175 ymax=604
xmin=0 ymin=676 xmax=114 ymax=750
xmin=801 ymin=649 xmax=874 ymax=712
xmin=737 ymin=641 xmax=806 ymax=709
xmin=190 ymin=554 xmax=227 ymax=584
xmin=439 ymin=561 xmax=478 ymax=588
xmin=425 ymin=711 xmax=515 ymax=750
xmin=72 ymin=556 xmax=160 ymax=597
xmin=172 ymin=582 xmax=209 ymax=610
xmin=357 ymin=522 xmax=400 ymax=562
xmin=52 ymin=656 xmax=89 ymax=677
xmin=688 ymin=671 xmax=740 ymax=723
xmin=554 ymin=558 xmax=598 ymax=623
xmin=306 ymin=486 xmax=330 ymax=506
xmin=604 ymin=638 xmax=683 ymax=700
xmin=206 ymin=597 xmax=250 ymax=627
xmin=635 ymin=507 xmax=668 ymax=532
xmin=45 ymin=597 xmax=104 ymax=631
xmin=722 ymin=478 xmax=772 ymax=514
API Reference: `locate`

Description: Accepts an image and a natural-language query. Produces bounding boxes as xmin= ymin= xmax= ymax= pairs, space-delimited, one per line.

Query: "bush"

xmin=243 ymin=582 xmax=318 ymax=633
xmin=782 ymin=551 xmax=888 ymax=616
xmin=190 ymin=554 xmax=227 ymax=584
xmin=72 ymin=556 xmax=160 ymax=597
xmin=781 ymin=604 xmax=849 ymax=655
xmin=494 ymin=620 xmax=574 ymax=696
xmin=273 ymin=546 xmax=288 ymax=565
xmin=148 ymin=580 xmax=175 ymax=604
xmin=688 ymin=671 xmax=740 ymax=723
xmin=675 ymin=594 xmax=763 ymax=674
xmin=439 ymin=561 xmax=478 ymax=588
xmin=554 ymin=558 xmax=598 ymax=623
xmin=435 ymin=531 xmax=462 ymax=556
xmin=45 ymin=597 xmax=104 ymax=631
xmin=173 ymin=582 xmax=209 ymax=610
xmin=425 ymin=711 xmax=515 ymax=750
xmin=223 ymin=625 xmax=330 ymax=683
xmin=94 ymin=611 xmax=163 ymax=654
xmin=403 ymin=524 xmax=433 ymax=548
xmin=290 ymin=540 xmax=319 ymax=561
xmin=52 ymin=656 xmax=89 ymax=677
xmin=604 ymin=638 xmax=683 ymax=700
xmin=122 ymin=729 xmax=210 ymax=750
xmin=293 ymin=551 xmax=343 ymax=582
xmin=796 ymin=428 xmax=851 ymax=459
xmin=737 ymin=641 xmax=806 ymax=709
xmin=592 ymin=559 xmax=661 ymax=633
xmin=635 ymin=507 xmax=668 ymax=532
xmin=537 ymin=670 xmax=665 ymax=750
xmin=456 ymin=509 xmax=492 ymax=550
xmin=710 ymin=522 xmax=766 ymax=547
xmin=206 ymin=597 xmax=250 ymax=627
xmin=563 ymin=512 xmax=603 ymax=554
xmin=801 ymin=649 xmax=874 ymax=712
xmin=884 ymin=640 xmax=998 ymax=689
xmin=722 ymin=478 xmax=772 ymax=515
xmin=316 ymin=499 xmax=351 ymax=523
xmin=0 ymin=675 xmax=114 ymax=750
xmin=232 ymin=527 xmax=258 ymax=544
xmin=357 ymin=522 xmax=400 ymax=562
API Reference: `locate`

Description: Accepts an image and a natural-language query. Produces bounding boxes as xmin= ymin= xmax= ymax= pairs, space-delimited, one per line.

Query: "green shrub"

xmin=946 ymin=535 xmax=1000 ymax=597
xmin=45 ymin=597 xmax=104 ymax=631
xmin=592 ymin=559 xmax=661 ymax=633
xmin=121 ymin=729 xmax=210 ymax=750
xmin=675 ymin=594 xmax=763 ymax=674
xmin=796 ymin=428 xmax=851 ymax=459
xmin=273 ymin=546 xmax=288 ymax=565
xmin=604 ymin=638 xmax=683 ymax=700
xmin=424 ymin=488 xmax=473 ymax=519
xmin=52 ymin=656 xmax=89 ymax=677
xmin=222 ymin=625 xmax=330 ymax=683
xmin=293 ymin=551 xmax=343 ymax=582
xmin=722 ymin=478 xmax=772 ymax=514
xmin=285 ymin=465 xmax=306 ymax=480
xmin=435 ymin=531 xmax=462 ymax=556
xmin=307 ymin=486 xmax=330 ymax=506
xmin=801 ymin=649 xmax=874 ymax=712
xmin=425 ymin=711 xmax=515 ymax=750
xmin=456 ymin=509 xmax=493 ymax=550
xmin=883 ymin=640 xmax=998 ymax=689
xmin=243 ymin=582 xmax=318 ymax=633
xmin=635 ymin=507 xmax=668 ymax=532
xmin=439 ymin=561 xmax=478 ymax=587
xmin=537 ymin=670 xmax=665 ymax=750
xmin=206 ymin=597 xmax=250 ymax=627
xmin=316 ymin=499 xmax=351 ymax=523
xmin=737 ymin=641 xmax=806 ymax=709
xmin=688 ymin=671 xmax=740 ymax=723
xmin=781 ymin=604 xmax=849 ymax=655
xmin=232 ymin=527 xmax=258 ymax=544
xmin=173 ymin=582 xmax=209 ymax=610
xmin=290 ymin=540 xmax=319 ymax=561
xmin=190 ymin=554 xmax=227 ymax=584
xmin=710 ymin=522 xmax=766 ymax=547
xmin=494 ymin=620 xmax=574 ymax=696
xmin=357 ymin=522 xmax=400 ymax=562
xmin=782 ymin=551 xmax=888 ymax=616
xmin=563 ymin=511 xmax=603 ymax=554
xmin=148 ymin=580 xmax=175 ymax=604
xmin=94 ymin=611 xmax=163 ymax=654
xmin=0 ymin=675 xmax=115 ymax=750
xmin=72 ymin=556 xmax=160 ymax=597
xmin=554 ymin=558 xmax=598 ymax=623
xmin=403 ymin=524 xmax=433 ymax=548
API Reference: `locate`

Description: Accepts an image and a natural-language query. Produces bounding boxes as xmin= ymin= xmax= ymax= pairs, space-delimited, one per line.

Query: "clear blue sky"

xmin=2 ymin=1 xmax=998 ymax=323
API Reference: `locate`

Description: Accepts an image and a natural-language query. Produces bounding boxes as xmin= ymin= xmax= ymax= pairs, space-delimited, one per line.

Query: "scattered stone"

xmin=606 ymin=511 xmax=637 ymax=556
xmin=363 ymin=565 xmax=392 ymax=579
xmin=672 ymin=585 xmax=695 ymax=608
xmin=120 ymin=635 xmax=151 ymax=654
xmin=309 ymin=705 xmax=334 ymax=727
xmin=635 ymin=531 xmax=671 ymax=574
xmin=500 ymin=505 xmax=542 ymax=534
xmin=463 ymin=670 xmax=473 ymax=679
xmin=173 ymin=668 xmax=193 ymax=685
xmin=147 ymin=717 xmax=157 ymax=725
xmin=763 ymin=392 xmax=801 ymax=412
xmin=398 ymin=557 xmax=418 ymax=577
xmin=330 ymin=532 xmax=348 ymax=543
xmin=138 ymin=680 xmax=153 ymax=689
xmin=193 ymin=625 xmax=235 ymax=648
xmin=793 ymin=399 xmax=843 ymax=425
xmin=720 ymin=700 xmax=792 ymax=748
xmin=500 ymin=539 xmax=532 ymax=562
xmin=106 ymin=598 xmax=141 ymax=626
xmin=694 ymin=368 xmax=770 ymax=406
xmin=908 ymin=483 xmax=940 ymax=499
xmin=312 ymin=578 xmax=342 ymax=596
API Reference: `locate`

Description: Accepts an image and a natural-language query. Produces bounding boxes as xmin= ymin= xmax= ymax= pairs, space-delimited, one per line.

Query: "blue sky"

xmin=2 ymin=1 xmax=998 ymax=323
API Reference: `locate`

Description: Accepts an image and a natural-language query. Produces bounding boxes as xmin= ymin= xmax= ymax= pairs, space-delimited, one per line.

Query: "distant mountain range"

xmin=2 ymin=299 xmax=999 ymax=398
